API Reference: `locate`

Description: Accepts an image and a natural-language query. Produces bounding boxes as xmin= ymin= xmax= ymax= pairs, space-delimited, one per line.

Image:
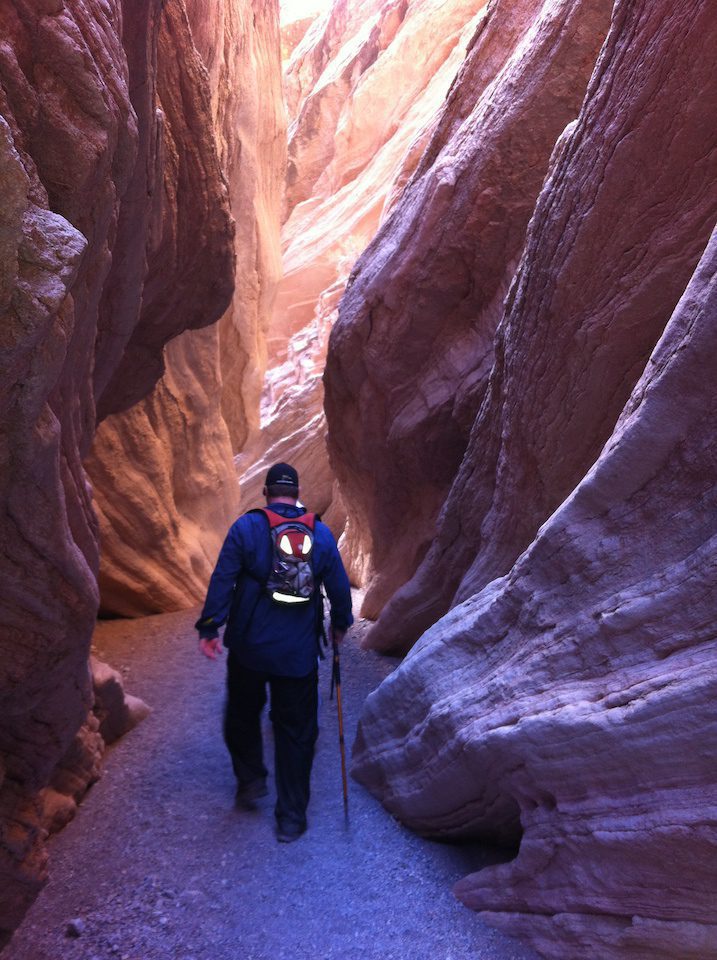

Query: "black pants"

xmin=224 ymin=652 xmax=318 ymax=830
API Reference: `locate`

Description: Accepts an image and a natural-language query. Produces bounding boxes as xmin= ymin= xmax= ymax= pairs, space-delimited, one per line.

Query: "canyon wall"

xmin=87 ymin=0 xmax=285 ymax=616
xmin=348 ymin=1 xmax=717 ymax=958
xmin=0 ymin=0 xmax=234 ymax=942
xmin=186 ymin=0 xmax=286 ymax=451
xmin=329 ymin=0 xmax=717 ymax=650
xmin=87 ymin=327 xmax=239 ymax=617
xmin=240 ymin=0 xmax=490 ymax=539
xmin=324 ymin=0 xmax=614 ymax=621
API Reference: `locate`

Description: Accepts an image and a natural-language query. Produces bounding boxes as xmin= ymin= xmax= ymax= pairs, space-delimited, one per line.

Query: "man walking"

xmin=196 ymin=463 xmax=353 ymax=842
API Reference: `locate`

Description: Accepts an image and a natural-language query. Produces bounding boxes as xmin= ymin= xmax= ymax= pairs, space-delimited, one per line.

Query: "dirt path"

xmin=5 ymin=608 xmax=537 ymax=960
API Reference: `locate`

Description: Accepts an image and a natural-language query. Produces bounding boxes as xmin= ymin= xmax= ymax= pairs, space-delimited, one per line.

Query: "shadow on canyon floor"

xmin=4 ymin=607 xmax=537 ymax=960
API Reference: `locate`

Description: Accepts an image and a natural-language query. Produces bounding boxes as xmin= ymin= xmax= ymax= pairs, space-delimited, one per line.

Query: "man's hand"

xmin=199 ymin=637 xmax=223 ymax=660
xmin=331 ymin=626 xmax=346 ymax=646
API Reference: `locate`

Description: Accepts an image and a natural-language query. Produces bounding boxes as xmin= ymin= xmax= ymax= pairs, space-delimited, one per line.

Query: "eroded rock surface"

xmin=354 ymin=219 xmax=717 ymax=959
xmin=351 ymin=2 xmax=717 ymax=957
xmin=188 ymin=0 xmax=286 ymax=449
xmin=356 ymin=0 xmax=717 ymax=652
xmin=324 ymin=0 xmax=614 ymax=623
xmin=88 ymin=328 xmax=239 ymax=617
xmin=88 ymin=0 xmax=285 ymax=615
xmin=0 ymin=0 xmax=233 ymax=942
xmin=250 ymin=0 xmax=491 ymax=550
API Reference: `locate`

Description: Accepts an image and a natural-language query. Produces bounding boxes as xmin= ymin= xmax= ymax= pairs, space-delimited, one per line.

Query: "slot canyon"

xmin=1 ymin=0 xmax=716 ymax=957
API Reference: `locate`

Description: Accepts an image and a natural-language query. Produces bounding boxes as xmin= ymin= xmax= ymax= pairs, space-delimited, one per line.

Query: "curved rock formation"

xmin=324 ymin=0 xmax=613 ymax=622
xmin=0 ymin=0 xmax=233 ymax=942
xmin=87 ymin=328 xmax=239 ymax=617
xmin=351 ymin=0 xmax=717 ymax=651
xmin=39 ymin=658 xmax=149 ymax=836
xmin=351 ymin=1 xmax=717 ymax=956
xmin=249 ymin=0 xmax=490 ymax=553
xmin=88 ymin=0 xmax=286 ymax=616
xmin=188 ymin=0 xmax=286 ymax=449
xmin=354 ymin=218 xmax=717 ymax=959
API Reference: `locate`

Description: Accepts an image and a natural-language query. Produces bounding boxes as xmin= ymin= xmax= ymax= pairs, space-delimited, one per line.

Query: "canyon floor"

xmin=4 ymin=606 xmax=537 ymax=960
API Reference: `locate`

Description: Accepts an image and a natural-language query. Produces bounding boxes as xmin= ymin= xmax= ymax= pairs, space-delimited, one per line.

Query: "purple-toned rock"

xmin=354 ymin=219 xmax=717 ymax=959
xmin=91 ymin=656 xmax=150 ymax=744
xmin=364 ymin=0 xmax=717 ymax=652
xmin=255 ymin=0 xmax=493 ymax=551
xmin=324 ymin=0 xmax=613 ymax=624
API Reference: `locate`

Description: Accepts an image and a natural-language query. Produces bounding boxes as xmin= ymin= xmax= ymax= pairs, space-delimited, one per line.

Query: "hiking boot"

xmin=276 ymin=820 xmax=306 ymax=843
xmin=234 ymin=778 xmax=268 ymax=810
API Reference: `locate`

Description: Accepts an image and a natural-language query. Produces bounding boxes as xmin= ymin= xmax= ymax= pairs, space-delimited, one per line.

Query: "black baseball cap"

xmin=265 ymin=462 xmax=299 ymax=488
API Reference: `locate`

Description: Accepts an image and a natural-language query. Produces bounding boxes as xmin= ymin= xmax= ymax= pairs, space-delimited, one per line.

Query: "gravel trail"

xmin=5 ymin=608 xmax=537 ymax=960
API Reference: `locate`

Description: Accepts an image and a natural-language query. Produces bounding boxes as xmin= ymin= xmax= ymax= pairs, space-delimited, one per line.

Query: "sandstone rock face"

xmin=249 ymin=0 xmax=491 ymax=554
xmin=0 ymin=0 xmax=233 ymax=942
xmin=86 ymin=3 xmax=239 ymax=617
xmin=187 ymin=0 xmax=286 ymax=450
xmin=351 ymin=2 xmax=717 ymax=957
xmin=86 ymin=0 xmax=285 ymax=616
xmin=95 ymin=0 xmax=234 ymax=420
xmin=353 ymin=0 xmax=717 ymax=652
xmin=354 ymin=220 xmax=717 ymax=959
xmin=324 ymin=0 xmax=614 ymax=623
xmin=88 ymin=328 xmax=239 ymax=617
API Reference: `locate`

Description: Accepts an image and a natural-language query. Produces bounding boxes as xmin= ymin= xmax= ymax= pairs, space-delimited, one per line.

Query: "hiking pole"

xmin=331 ymin=637 xmax=349 ymax=815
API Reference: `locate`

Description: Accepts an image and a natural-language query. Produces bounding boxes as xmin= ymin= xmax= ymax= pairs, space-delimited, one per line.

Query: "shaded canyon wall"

xmin=324 ymin=0 xmax=615 ymax=618
xmin=0 ymin=0 xmax=235 ymax=942
xmin=341 ymin=1 xmax=717 ymax=958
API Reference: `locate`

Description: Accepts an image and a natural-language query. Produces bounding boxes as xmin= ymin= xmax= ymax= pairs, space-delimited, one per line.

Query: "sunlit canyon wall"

xmin=0 ymin=0 xmax=278 ymax=941
xmin=237 ymin=0 xmax=491 ymax=559
xmin=85 ymin=0 xmax=285 ymax=616
xmin=328 ymin=1 xmax=717 ymax=958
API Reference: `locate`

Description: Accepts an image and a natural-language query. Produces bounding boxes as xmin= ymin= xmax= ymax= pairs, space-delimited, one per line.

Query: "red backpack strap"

xmin=259 ymin=508 xmax=317 ymax=530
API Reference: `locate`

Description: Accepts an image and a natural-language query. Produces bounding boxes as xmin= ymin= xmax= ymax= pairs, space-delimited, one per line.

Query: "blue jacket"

xmin=196 ymin=503 xmax=353 ymax=677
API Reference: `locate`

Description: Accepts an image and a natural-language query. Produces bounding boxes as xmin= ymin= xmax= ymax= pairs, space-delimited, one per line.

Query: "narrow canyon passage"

xmin=3 ymin=1 xmax=717 ymax=957
xmin=4 ymin=608 xmax=537 ymax=960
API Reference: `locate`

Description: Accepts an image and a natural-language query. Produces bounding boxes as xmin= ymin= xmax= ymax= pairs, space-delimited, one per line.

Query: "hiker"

xmin=195 ymin=462 xmax=353 ymax=843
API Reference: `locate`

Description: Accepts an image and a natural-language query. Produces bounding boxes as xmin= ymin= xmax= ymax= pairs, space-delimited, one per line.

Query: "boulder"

xmin=91 ymin=656 xmax=151 ymax=744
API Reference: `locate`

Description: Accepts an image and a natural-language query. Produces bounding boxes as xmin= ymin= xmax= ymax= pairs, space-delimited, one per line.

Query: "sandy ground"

xmin=4 ymin=607 xmax=537 ymax=960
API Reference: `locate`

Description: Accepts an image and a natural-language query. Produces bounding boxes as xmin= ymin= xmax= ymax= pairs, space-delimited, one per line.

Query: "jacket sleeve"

xmin=194 ymin=520 xmax=244 ymax=639
xmin=318 ymin=525 xmax=353 ymax=632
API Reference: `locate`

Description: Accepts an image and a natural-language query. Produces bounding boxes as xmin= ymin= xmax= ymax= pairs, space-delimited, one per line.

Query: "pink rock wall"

xmin=86 ymin=0 xmax=274 ymax=616
xmin=350 ymin=0 xmax=717 ymax=652
xmin=324 ymin=0 xmax=613 ymax=622
xmin=350 ymin=1 xmax=717 ymax=957
xmin=188 ymin=0 xmax=286 ymax=450
xmin=86 ymin=0 xmax=285 ymax=616
xmin=245 ymin=0 xmax=490 ymax=549
xmin=87 ymin=327 xmax=239 ymax=617
xmin=0 ymin=0 xmax=233 ymax=942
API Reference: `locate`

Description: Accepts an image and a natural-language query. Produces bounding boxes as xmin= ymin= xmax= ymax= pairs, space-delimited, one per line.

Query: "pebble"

xmin=65 ymin=918 xmax=85 ymax=938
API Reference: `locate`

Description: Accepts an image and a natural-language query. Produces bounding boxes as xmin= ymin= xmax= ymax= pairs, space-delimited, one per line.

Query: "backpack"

xmin=253 ymin=508 xmax=318 ymax=606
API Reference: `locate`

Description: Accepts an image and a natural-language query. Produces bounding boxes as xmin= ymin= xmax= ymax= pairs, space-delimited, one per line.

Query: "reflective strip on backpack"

xmin=271 ymin=591 xmax=311 ymax=605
